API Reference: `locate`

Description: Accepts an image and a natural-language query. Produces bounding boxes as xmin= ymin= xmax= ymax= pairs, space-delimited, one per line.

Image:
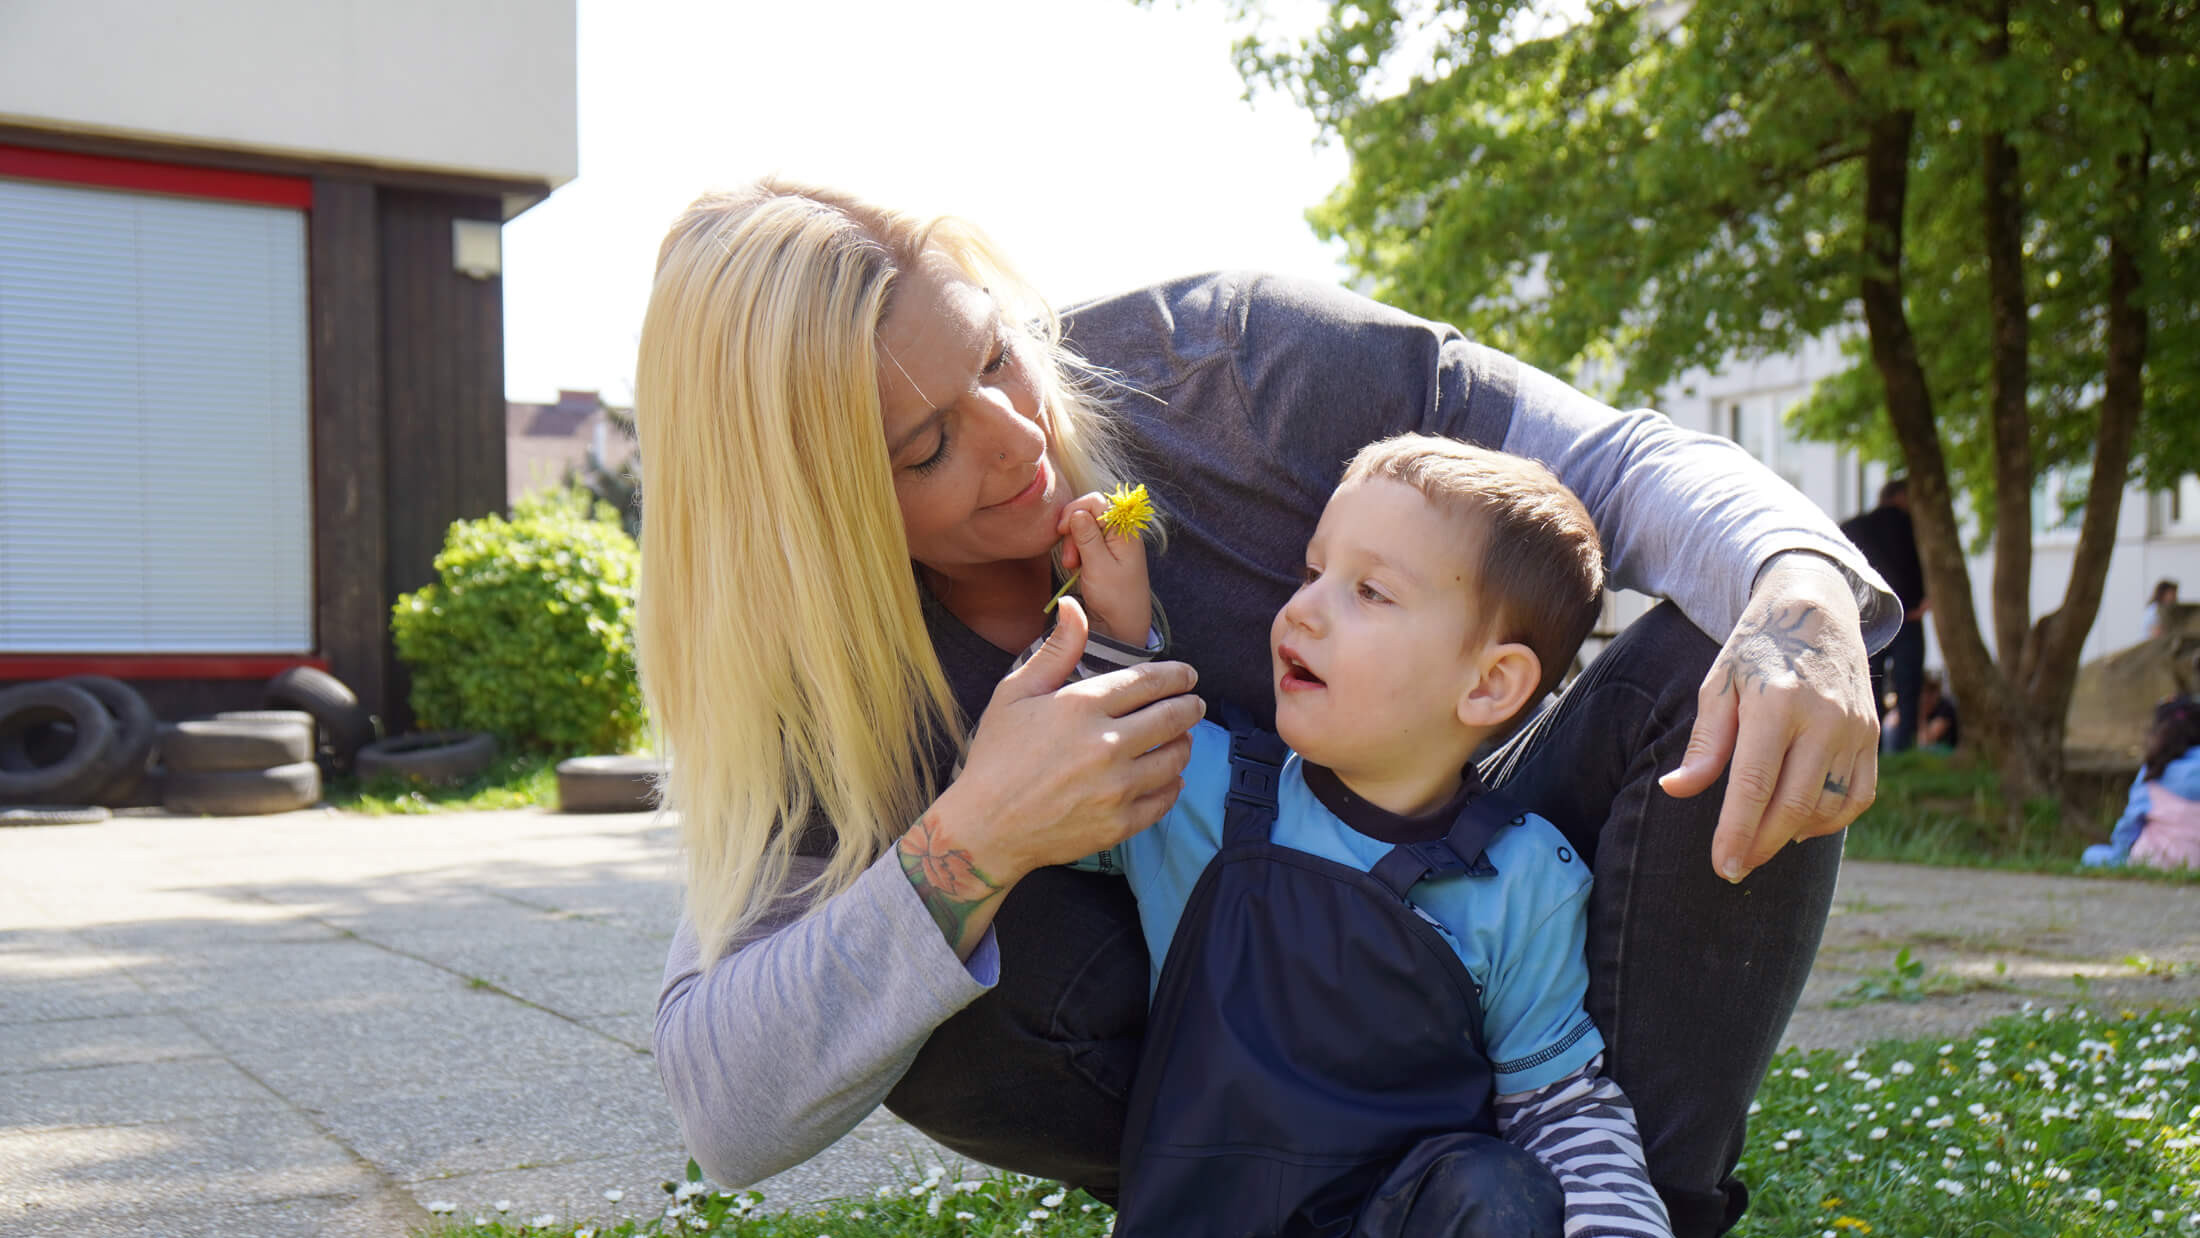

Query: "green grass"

xmin=1836 ymin=748 xmax=2200 ymax=882
xmin=322 ymin=750 xmax=560 ymax=814
xmin=1730 ymin=1002 xmax=2200 ymax=1237
xmin=1828 ymin=945 xmax=2011 ymax=1009
xmin=1840 ymin=749 xmax=2097 ymax=870
xmin=416 ymin=1003 xmax=2200 ymax=1238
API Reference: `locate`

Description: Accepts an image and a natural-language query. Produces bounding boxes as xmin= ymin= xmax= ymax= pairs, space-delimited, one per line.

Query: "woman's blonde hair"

xmin=635 ymin=178 xmax=1134 ymax=965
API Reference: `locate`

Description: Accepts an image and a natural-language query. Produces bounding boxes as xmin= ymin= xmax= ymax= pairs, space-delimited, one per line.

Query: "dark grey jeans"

xmin=884 ymin=603 xmax=1842 ymax=1237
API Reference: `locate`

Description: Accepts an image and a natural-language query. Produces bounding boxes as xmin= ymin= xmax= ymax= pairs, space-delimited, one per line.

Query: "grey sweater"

xmin=655 ymin=272 xmax=1896 ymax=1188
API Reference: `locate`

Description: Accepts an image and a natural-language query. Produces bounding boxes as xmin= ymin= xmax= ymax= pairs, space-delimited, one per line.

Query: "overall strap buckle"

xmin=1369 ymin=793 xmax=1520 ymax=898
xmin=1219 ymin=703 xmax=1285 ymax=845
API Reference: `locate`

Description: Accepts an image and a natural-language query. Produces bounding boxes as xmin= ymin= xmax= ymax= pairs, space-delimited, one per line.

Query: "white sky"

xmin=501 ymin=0 xmax=1352 ymax=405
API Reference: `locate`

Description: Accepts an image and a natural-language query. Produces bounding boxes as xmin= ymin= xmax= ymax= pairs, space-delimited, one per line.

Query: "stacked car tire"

xmin=0 ymin=676 xmax=158 ymax=823
xmin=0 ymin=667 xmax=379 ymax=819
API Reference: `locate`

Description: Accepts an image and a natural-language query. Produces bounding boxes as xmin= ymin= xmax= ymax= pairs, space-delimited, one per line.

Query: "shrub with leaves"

xmin=392 ymin=488 xmax=644 ymax=753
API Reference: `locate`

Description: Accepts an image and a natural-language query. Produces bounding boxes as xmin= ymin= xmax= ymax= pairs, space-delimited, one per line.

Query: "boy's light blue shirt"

xmin=1088 ymin=720 xmax=1604 ymax=1095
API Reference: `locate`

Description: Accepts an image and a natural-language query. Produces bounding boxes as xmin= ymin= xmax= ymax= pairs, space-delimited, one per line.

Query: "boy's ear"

xmin=1457 ymin=642 xmax=1541 ymax=730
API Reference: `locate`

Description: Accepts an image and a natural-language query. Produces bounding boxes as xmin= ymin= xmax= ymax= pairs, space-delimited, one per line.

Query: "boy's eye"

xmin=1357 ymin=581 xmax=1390 ymax=604
xmin=1299 ymin=563 xmax=1321 ymax=586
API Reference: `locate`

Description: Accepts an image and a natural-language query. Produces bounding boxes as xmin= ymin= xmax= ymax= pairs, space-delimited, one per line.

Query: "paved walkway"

xmin=4 ymin=809 xmax=2196 ymax=1236
xmin=0 ymin=807 xmax=955 ymax=1237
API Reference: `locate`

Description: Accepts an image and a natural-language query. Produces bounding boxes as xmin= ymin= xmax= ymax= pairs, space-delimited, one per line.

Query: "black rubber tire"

xmin=163 ymin=761 xmax=322 ymax=816
xmin=262 ymin=667 xmax=376 ymax=770
xmin=2 ymin=804 xmax=110 ymax=827
xmin=60 ymin=676 xmax=159 ymax=805
xmin=101 ymin=764 xmax=168 ymax=810
xmin=159 ymin=719 xmax=314 ymax=773
xmin=0 ymin=682 xmax=120 ymax=806
xmin=556 ymin=755 xmax=665 ymax=813
xmin=355 ymin=731 xmax=498 ymax=785
xmin=215 ymin=709 xmax=316 ymax=732
xmin=0 ymin=716 xmax=79 ymax=769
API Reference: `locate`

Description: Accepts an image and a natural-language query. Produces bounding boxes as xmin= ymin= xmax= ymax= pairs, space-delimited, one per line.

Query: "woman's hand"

xmin=899 ymin=598 xmax=1201 ymax=955
xmin=1658 ymin=552 xmax=1880 ymax=883
xmin=1057 ymin=492 xmax=1152 ymax=646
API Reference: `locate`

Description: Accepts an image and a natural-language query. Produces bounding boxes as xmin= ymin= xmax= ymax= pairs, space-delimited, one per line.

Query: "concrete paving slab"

xmin=318 ymin=1056 xmax=679 ymax=1181
xmin=1 ymin=1056 xmax=284 ymax=1132
xmin=185 ymin=992 xmax=630 ymax=1108
xmin=0 ymin=967 xmax=169 ymax=1025
xmin=0 ymin=1012 xmax=214 ymax=1076
xmin=123 ymin=938 xmax=467 ymax=1010
xmin=579 ymin=1011 xmax=655 ymax=1053
xmin=0 ymin=1108 xmax=366 ymax=1212
xmin=455 ymin=954 xmax=665 ymax=1020
xmin=5 ymin=1191 xmax=430 ymax=1238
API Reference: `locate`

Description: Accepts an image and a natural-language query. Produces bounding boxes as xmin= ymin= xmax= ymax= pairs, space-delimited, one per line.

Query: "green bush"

xmin=391 ymin=488 xmax=644 ymax=753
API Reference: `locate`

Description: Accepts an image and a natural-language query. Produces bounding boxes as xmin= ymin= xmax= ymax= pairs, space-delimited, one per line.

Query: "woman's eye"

xmin=910 ymin=431 xmax=952 ymax=476
xmin=981 ymin=335 xmax=1013 ymax=376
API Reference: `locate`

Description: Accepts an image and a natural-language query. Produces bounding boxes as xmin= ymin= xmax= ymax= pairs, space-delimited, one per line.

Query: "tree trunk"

xmin=1982 ymin=3 xmax=2035 ymax=689
xmin=2019 ymin=76 xmax=2154 ymax=789
xmin=1856 ymin=109 xmax=2027 ymax=811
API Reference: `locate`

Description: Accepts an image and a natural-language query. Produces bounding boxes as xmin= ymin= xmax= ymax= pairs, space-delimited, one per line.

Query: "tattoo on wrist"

xmin=1714 ymin=603 xmax=1822 ymax=696
xmin=898 ymin=814 xmax=1001 ymax=946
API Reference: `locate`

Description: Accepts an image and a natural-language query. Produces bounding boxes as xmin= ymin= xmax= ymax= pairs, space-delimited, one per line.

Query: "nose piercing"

xmin=997 ymin=450 xmax=1007 ymax=462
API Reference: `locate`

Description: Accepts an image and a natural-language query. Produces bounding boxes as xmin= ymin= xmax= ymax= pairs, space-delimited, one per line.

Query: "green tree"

xmin=1198 ymin=0 xmax=2197 ymax=809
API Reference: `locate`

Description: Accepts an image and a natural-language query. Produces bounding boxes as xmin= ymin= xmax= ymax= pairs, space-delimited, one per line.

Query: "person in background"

xmin=1841 ymin=479 xmax=1926 ymax=751
xmin=1912 ymin=672 xmax=1958 ymax=752
xmin=2146 ymin=580 xmax=2180 ymax=640
xmin=2082 ymin=696 xmax=2200 ymax=871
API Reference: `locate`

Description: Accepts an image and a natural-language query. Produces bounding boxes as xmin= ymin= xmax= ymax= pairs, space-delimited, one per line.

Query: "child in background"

xmin=2083 ymin=696 xmax=2200 ymax=871
xmin=1035 ymin=434 xmax=1669 ymax=1238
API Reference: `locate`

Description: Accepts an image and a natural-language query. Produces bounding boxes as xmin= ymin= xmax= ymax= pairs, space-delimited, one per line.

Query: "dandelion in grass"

xmin=1044 ymin=483 xmax=1158 ymax=613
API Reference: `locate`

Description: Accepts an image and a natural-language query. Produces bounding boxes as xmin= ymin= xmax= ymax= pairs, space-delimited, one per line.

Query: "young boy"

xmin=1043 ymin=434 xmax=1671 ymax=1238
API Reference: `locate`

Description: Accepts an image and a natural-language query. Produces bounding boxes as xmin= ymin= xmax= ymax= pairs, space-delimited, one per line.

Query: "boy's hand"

xmin=1058 ymin=491 xmax=1151 ymax=646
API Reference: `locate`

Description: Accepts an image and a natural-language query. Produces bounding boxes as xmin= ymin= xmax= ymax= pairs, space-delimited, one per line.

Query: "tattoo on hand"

xmin=1713 ymin=604 xmax=1823 ymax=696
xmin=898 ymin=815 xmax=1001 ymax=947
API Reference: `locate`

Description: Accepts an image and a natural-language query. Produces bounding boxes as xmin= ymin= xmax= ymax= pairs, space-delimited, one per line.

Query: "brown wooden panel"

xmin=377 ymin=190 xmax=508 ymax=731
xmin=309 ymin=178 xmax=392 ymax=728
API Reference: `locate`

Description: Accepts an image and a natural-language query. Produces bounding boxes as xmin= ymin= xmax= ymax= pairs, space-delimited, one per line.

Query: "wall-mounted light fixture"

xmin=452 ymin=219 xmax=502 ymax=280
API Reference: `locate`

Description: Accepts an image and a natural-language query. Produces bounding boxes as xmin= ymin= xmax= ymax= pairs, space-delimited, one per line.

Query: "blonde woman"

xmin=641 ymin=179 xmax=1894 ymax=1238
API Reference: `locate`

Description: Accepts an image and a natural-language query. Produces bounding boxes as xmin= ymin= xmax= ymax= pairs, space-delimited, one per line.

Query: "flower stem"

xmin=1041 ymin=573 xmax=1080 ymax=614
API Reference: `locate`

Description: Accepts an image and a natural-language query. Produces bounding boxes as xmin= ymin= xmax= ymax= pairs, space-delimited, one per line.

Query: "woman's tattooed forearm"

xmin=898 ymin=815 xmax=1001 ymax=947
xmin=1714 ymin=604 xmax=1823 ymax=695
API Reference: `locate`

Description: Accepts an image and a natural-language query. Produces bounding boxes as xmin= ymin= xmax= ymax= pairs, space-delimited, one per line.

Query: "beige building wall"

xmin=0 ymin=0 xmax=575 ymax=197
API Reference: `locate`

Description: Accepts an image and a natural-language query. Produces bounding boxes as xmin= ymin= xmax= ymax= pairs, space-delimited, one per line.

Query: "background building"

xmin=0 ymin=0 xmax=578 ymax=726
xmin=1583 ymin=337 xmax=2200 ymax=673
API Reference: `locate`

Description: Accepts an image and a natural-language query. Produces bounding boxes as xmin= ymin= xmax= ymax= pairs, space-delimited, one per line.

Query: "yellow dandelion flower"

xmin=1097 ymin=483 xmax=1157 ymax=539
xmin=1043 ymin=481 xmax=1156 ymax=614
xmin=1832 ymin=1217 xmax=1873 ymax=1233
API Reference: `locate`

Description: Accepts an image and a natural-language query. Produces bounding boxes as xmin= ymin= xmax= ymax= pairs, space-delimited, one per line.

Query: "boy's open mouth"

xmin=1278 ymin=648 xmax=1325 ymax=688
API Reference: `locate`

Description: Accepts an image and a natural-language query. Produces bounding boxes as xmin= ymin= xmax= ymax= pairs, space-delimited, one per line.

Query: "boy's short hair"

xmin=1341 ymin=435 xmax=1605 ymax=707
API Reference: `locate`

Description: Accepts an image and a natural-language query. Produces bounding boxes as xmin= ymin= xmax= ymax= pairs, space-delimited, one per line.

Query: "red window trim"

xmin=0 ymin=144 xmax=312 ymax=209
xmin=0 ymin=654 xmax=327 ymax=682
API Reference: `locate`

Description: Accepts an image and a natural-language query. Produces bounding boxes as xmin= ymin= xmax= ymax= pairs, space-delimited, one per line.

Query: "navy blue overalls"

xmin=1111 ymin=715 xmax=1565 ymax=1238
